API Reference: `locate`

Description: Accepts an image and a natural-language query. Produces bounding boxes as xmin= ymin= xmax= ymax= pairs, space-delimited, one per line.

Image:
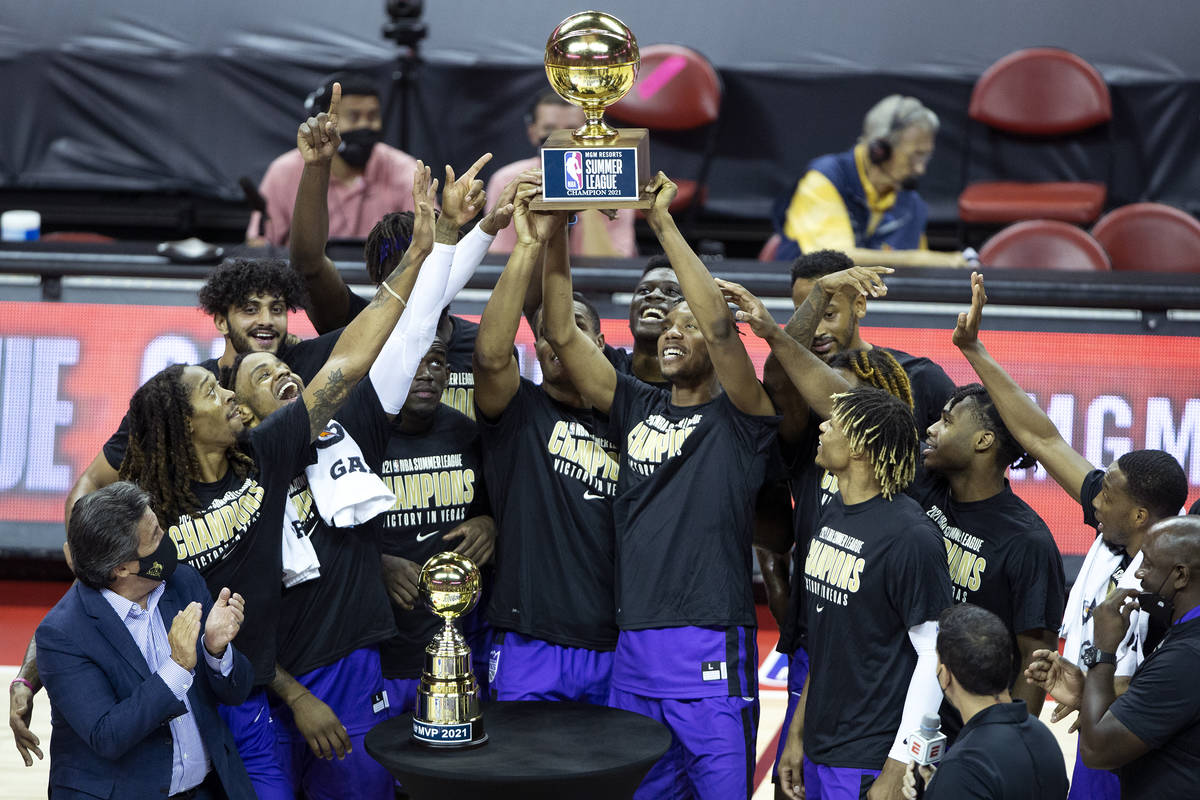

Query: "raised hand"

xmin=715 ymin=278 xmax=780 ymax=342
xmin=530 ymin=208 xmax=570 ymax=243
xmin=443 ymin=517 xmax=497 ymax=567
xmin=203 ymin=587 xmax=244 ymax=658
xmin=381 ymin=554 xmax=422 ymax=611
xmin=440 ymin=153 xmax=493 ymax=230
xmin=297 ymin=82 xmax=342 ymax=165
xmin=952 ymin=271 xmax=987 ymax=349
xmin=1024 ymin=648 xmax=1083 ymax=711
xmin=168 ymin=602 xmax=202 ymax=671
xmin=642 ymin=171 xmax=678 ymax=228
xmin=817 ymin=266 xmax=892 ymax=298
xmin=481 ymin=169 xmax=541 ymax=236
xmin=409 ymin=160 xmax=437 ymax=256
xmin=511 ymin=182 xmax=543 ymax=248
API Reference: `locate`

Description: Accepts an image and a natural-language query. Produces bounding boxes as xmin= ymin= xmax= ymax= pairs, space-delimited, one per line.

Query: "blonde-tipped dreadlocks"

xmin=829 ymin=349 xmax=914 ymax=410
xmin=830 ymin=386 xmax=919 ymax=499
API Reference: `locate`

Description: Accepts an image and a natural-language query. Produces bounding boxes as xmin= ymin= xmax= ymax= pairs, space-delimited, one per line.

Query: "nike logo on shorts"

xmin=415 ymin=530 xmax=440 ymax=542
xmin=583 ymin=491 xmax=606 ymax=500
xmin=816 ymin=604 xmax=826 ymax=613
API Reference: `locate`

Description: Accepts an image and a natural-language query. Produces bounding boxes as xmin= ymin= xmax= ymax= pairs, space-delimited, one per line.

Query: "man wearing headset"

xmin=247 ymin=72 xmax=417 ymax=246
xmin=775 ymin=95 xmax=969 ymax=268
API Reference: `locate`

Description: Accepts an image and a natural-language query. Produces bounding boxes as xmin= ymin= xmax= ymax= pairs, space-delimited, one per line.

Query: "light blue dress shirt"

xmin=101 ymin=582 xmax=232 ymax=795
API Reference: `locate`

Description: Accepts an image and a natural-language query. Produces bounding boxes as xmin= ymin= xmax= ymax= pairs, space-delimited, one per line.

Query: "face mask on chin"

xmin=338 ymin=128 xmax=382 ymax=169
xmin=135 ymin=534 xmax=179 ymax=583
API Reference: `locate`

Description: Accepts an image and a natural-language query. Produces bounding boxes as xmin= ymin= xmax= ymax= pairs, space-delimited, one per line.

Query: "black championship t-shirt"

xmin=377 ymin=405 xmax=489 ymax=679
xmin=274 ymin=380 xmax=396 ymax=677
xmin=102 ymin=331 xmax=342 ymax=471
xmin=778 ymin=413 xmax=840 ymax=655
xmin=168 ymin=398 xmax=315 ymax=686
xmin=608 ymin=373 xmax=780 ymax=630
xmin=1110 ymin=617 xmax=1200 ymax=800
xmin=803 ymin=492 xmax=953 ymax=769
xmin=885 ymin=347 xmax=955 ymax=437
xmin=909 ymin=473 xmax=1066 ymax=635
xmin=479 ymin=378 xmax=619 ymax=649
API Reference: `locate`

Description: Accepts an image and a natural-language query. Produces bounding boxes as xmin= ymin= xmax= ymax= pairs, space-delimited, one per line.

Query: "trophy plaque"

xmin=533 ymin=10 xmax=651 ymax=210
xmin=411 ymin=552 xmax=487 ymax=748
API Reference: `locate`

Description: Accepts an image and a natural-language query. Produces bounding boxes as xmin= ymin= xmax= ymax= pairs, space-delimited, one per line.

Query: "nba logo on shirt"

xmin=564 ymin=151 xmax=584 ymax=191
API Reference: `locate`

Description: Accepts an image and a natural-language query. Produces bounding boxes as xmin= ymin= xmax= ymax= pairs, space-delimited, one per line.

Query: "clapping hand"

xmin=297 ymin=82 xmax=342 ymax=165
xmin=203 ymin=587 xmax=245 ymax=658
xmin=168 ymin=603 xmax=202 ymax=671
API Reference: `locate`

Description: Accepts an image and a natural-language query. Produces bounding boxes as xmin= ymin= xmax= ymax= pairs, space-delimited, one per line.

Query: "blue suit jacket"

xmin=36 ymin=564 xmax=256 ymax=800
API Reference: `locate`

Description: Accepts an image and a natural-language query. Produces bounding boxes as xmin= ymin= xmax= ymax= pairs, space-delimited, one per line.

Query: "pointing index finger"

xmin=327 ymin=82 xmax=341 ymax=124
xmin=461 ymin=153 xmax=493 ymax=183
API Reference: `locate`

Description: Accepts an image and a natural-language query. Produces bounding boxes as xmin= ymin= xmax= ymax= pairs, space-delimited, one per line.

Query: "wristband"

xmin=10 ymin=677 xmax=33 ymax=692
xmin=380 ymin=281 xmax=407 ymax=307
xmin=567 ymin=214 xmax=579 ymax=226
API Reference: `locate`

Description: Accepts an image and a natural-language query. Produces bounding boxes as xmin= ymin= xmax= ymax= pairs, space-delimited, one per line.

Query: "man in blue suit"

xmin=36 ymin=482 xmax=256 ymax=799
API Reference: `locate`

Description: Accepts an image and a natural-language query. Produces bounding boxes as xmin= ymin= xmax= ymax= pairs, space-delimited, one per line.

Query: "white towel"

xmin=1060 ymin=535 xmax=1147 ymax=676
xmin=306 ymin=419 xmax=395 ymax=527
xmin=279 ymin=419 xmax=395 ymax=587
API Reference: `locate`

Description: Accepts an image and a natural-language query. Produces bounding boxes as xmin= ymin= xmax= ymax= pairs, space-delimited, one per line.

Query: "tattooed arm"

xmin=299 ymin=161 xmax=442 ymax=439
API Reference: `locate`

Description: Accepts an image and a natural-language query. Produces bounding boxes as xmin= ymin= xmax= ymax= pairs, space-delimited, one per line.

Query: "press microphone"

xmin=239 ymin=176 xmax=270 ymax=239
xmin=906 ymin=713 xmax=946 ymax=797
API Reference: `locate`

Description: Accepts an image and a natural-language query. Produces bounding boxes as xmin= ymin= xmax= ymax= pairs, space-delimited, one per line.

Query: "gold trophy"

xmin=411 ymin=552 xmax=487 ymax=748
xmin=534 ymin=10 xmax=651 ymax=209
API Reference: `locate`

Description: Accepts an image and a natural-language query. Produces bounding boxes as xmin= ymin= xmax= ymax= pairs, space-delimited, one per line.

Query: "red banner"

xmin=1 ymin=300 xmax=1197 ymax=554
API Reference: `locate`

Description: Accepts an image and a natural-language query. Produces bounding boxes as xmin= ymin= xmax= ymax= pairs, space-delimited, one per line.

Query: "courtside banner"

xmin=0 ymin=300 xmax=1197 ymax=554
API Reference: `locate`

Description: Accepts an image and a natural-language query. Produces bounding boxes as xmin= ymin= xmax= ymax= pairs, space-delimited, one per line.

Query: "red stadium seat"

xmin=608 ymin=44 xmax=722 ymax=232
xmin=979 ymin=220 xmax=1111 ymax=271
xmin=758 ymin=233 xmax=782 ymax=262
xmin=958 ymin=48 xmax=1111 ymax=226
xmin=40 ymin=231 xmax=117 ymax=244
xmin=1091 ymin=202 xmax=1200 ymax=273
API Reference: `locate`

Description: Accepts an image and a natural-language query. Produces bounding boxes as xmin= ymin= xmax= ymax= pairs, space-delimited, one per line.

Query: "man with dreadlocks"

xmin=955 ymin=271 xmax=1188 ymax=800
xmin=287 ymin=86 xmax=525 ymax=421
xmin=719 ymin=271 xmax=924 ymax=800
xmin=102 ymin=160 xmax=449 ymax=799
xmin=543 ymin=173 xmax=779 ymax=800
xmin=62 ymin=256 xmax=342 ymax=526
xmin=776 ymin=386 xmax=952 ymax=800
xmin=909 ymin=381 xmax=1066 ymax=743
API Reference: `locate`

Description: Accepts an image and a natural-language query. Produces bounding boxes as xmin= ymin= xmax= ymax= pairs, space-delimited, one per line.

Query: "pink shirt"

xmin=485 ymin=157 xmax=637 ymax=258
xmin=247 ymin=143 xmax=418 ymax=245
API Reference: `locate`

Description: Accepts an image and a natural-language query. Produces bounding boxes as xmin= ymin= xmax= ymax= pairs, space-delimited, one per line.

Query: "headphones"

xmin=867 ymin=97 xmax=919 ymax=166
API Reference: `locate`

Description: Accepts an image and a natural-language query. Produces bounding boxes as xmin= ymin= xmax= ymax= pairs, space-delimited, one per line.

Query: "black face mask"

xmin=899 ymin=176 xmax=920 ymax=192
xmin=135 ymin=534 xmax=178 ymax=583
xmin=338 ymin=128 xmax=382 ymax=169
xmin=1138 ymin=568 xmax=1177 ymax=651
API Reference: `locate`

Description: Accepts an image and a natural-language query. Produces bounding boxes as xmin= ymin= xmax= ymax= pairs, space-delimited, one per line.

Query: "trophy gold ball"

xmin=544 ymin=11 xmax=640 ymax=142
xmin=419 ymin=551 xmax=481 ymax=621
xmin=411 ymin=552 xmax=487 ymax=748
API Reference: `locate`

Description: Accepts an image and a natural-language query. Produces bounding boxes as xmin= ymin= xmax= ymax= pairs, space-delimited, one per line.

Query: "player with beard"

xmin=376 ymin=338 xmax=496 ymax=714
xmin=62 ymin=256 xmax=348 ymax=525
xmin=787 ymin=249 xmax=952 ymax=432
xmin=911 ymin=383 xmax=1066 ymax=741
xmin=776 ymin=387 xmax=952 ymax=800
xmin=955 ymin=271 xmax=1188 ymax=800
xmin=473 ymin=184 xmax=620 ymax=704
xmin=543 ymin=173 xmax=779 ymax=800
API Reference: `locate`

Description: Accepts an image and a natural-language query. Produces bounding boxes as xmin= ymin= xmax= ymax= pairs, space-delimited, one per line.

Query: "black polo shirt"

xmin=925 ymin=701 xmax=1068 ymax=800
xmin=1109 ymin=615 xmax=1200 ymax=800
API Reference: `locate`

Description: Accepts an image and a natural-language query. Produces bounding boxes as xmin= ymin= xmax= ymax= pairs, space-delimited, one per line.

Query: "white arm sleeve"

xmin=888 ymin=620 xmax=943 ymax=763
xmin=440 ymin=224 xmax=495 ymax=308
xmin=370 ymin=241 xmax=455 ymax=414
